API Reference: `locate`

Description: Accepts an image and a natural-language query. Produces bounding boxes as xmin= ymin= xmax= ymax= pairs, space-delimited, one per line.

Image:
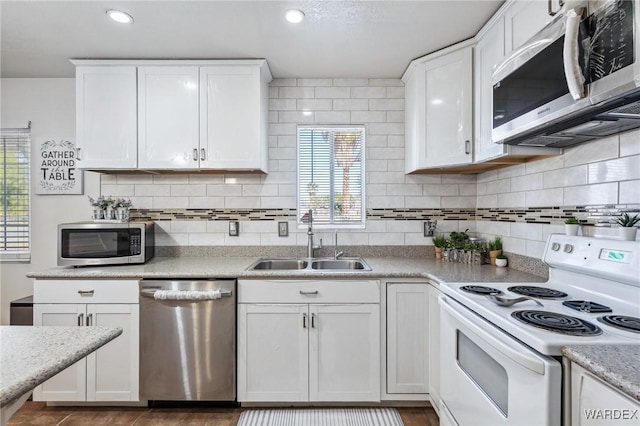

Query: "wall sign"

xmin=36 ymin=138 xmax=83 ymax=195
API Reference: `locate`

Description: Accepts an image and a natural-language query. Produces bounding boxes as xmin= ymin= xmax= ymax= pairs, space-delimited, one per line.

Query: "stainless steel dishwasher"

xmin=139 ymin=279 xmax=236 ymax=401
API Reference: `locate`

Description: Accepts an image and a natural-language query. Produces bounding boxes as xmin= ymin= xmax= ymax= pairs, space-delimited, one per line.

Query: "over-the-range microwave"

xmin=58 ymin=221 xmax=155 ymax=267
xmin=492 ymin=0 xmax=640 ymax=147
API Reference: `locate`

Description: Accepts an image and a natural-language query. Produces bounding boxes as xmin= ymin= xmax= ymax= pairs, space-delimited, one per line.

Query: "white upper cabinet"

xmin=72 ymin=60 xmax=271 ymax=172
xmin=138 ymin=66 xmax=200 ymax=169
xmin=504 ymin=0 xmax=558 ymax=54
xmin=200 ymin=65 xmax=270 ymax=171
xmin=403 ymin=42 xmax=474 ymax=172
xmin=75 ymin=66 xmax=137 ymax=169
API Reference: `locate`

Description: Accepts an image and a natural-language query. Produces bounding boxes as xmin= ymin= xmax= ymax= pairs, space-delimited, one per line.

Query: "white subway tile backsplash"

xmin=564 ymin=134 xmax=619 ymax=167
xmin=278 ymin=184 xmax=296 ymax=196
xmin=189 ymin=197 xmax=224 ymax=209
xmin=269 ymin=123 xmax=297 ymax=136
xmin=207 ymin=185 xmax=242 ymax=196
xmin=498 ymin=192 xmax=525 ymax=208
xmin=278 ymin=111 xmax=315 ymax=123
xmin=225 ymin=233 xmax=261 ymax=246
xmin=100 ymin=174 xmax=117 ymax=184
xmin=367 ymin=123 xmax=404 ymax=135
xmin=225 ymin=196 xmax=260 ymax=209
xmin=129 ymin=196 xmax=153 ymax=209
xmin=368 ymin=196 xmax=405 ymax=208
xmin=369 ymin=232 xmax=404 ymax=245
xmin=502 ymin=237 xmax=526 ymax=255
xmin=189 ymin=174 xmax=224 ymax=184
xmin=369 ymin=171 xmax=405 ymax=184
xmin=385 ymin=220 xmax=422 ymax=233
xmin=511 ymin=173 xmax=543 ymax=191
xmin=620 ymin=129 xmax=640 ymax=156
xmin=524 ymin=155 xmax=565 ymax=174
xmin=367 ymin=184 xmax=387 ymax=196
xmin=588 ymin=156 xmax=640 ymax=184
xmin=101 ymin=184 xmax=134 ymax=197
xmin=511 ymin=222 xmax=542 ymax=241
xmin=387 ymin=160 xmax=405 ymax=171
xmin=153 ymin=196 xmax=189 ymax=209
xmin=422 ymin=184 xmax=459 ymax=196
xmin=171 ymin=184 xmax=206 ymax=197
xmin=333 ymin=78 xmax=369 ymax=87
xmin=386 ymin=86 xmax=404 ymax=98
xmin=619 ymin=180 xmax=640 ymax=204
xmin=563 ymin=182 xmax=618 ymax=205
xmin=351 ymin=87 xmax=386 ymax=99
xmin=243 ymin=184 xmax=278 ymax=197
xmin=526 ymin=240 xmax=546 ymax=259
xmin=172 ymin=220 xmax=207 ymax=233
xmin=485 ymin=178 xmax=510 ymax=195
xmin=387 ymin=183 xmax=423 ymax=196
xmin=116 ymin=174 xmax=153 ymax=184
xmin=367 ymin=159 xmax=388 ymax=172
xmin=279 ymin=87 xmax=315 ymax=99
xmin=333 ymin=99 xmax=369 ymax=110
xmin=476 ymin=194 xmax=497 ymax=208
xmin=189 ymin=233 xmax=226 ymax=246
xmin=543 ymin=165 xmax=588 ymax=188
xmin=315 ymin=87 xmax=350 ymax=98
xmin=388 ymin=135 xmax=404 ymax=147
xmin=441 ymin=197 xmax=476 ymax=208
xmin=404 ymin=196 xmax=440 ymax=208
xmin=135 ymin=184 xmax=170 ymax=197
xmin=369 ymin=99 xmax=404 ymax=111
xmin=368 ymin=147 xmax=404 ymax=160
xmin=270 ymin=78 xmax=297 ymax=87
xmin=404 ymin=174 xmax=442 ymax=184
xmin=497 ymin=164 xmax=525 ymax=179
xmin=351 ymin=111 xmax=387 ymax=123
xmin=297 ymin=99 xmax=333 ymax=111
xmin=297 ymin=78 xmax=333 ymax=87
xmin=260 ymin=196 xmax=296 ymax=208
xmin=314 ymin=111 xmax=351 ymax=123
xmin=386 ymin=111 xmax=404 ymax=123
xmin=368 ymin=79 xmax=403 ymax=87
xmin=270 ymin=99 xmax=296 ymax=110
xmin=366 ymin=135 xmax=388 ymax=147
xmin=525 ymin=188 xmax=563 ymax=207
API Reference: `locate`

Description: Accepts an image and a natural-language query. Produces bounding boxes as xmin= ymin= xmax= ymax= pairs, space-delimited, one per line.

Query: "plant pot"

xmin=495 ymin=258 xmax=508 ymax=267
xmin=489 ymin=249 xmax=502 ymax=266
xmin=92 ymin=208 xmax=104 ymax=220
xmin=435 ymin=247 xmax=443 ymax=260
xmin=618 ymin=227 xmax=638 ymax=241
xmin=565 ymin=224 xmax=580 ymax=236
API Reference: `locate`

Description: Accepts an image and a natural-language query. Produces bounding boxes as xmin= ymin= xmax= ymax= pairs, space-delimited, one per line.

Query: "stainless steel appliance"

xmin=492 ymin=0 xmax=640 ymax=147
xmin=139 ymin=280 xmax=237 ymax=401
xmin=439 ymin=234 xmax=640 ymax=426
xmin=58 ymin=221 xmax=154 ymax=266
xmin=10 ymin=295 xmax=33 ymax=325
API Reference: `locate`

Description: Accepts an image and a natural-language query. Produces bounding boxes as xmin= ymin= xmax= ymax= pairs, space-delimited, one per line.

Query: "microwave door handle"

xmin=563 ymin=7 xmax=587 ymax=100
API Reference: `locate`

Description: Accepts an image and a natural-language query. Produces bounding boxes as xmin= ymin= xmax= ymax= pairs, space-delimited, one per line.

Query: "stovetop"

xmin=440 ymin=235 xmax=640 ymax=356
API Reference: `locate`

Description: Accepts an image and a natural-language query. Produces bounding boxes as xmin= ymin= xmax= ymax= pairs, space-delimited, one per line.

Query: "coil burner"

xmin=508 ymin=286 xmax=568 ymax=299
xmin=511 ymin=310 xmax=602 ymax=336
xmin=598 ymin=315 xmax=640 ymax=334
xmin=460 ymin=285 xmax=503 ymax=296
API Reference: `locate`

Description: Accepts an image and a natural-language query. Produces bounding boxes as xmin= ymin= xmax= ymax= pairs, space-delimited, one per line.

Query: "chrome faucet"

xmin=306 ymin=209 xmax=322 ymax=258
xmin=334 ymin=231 xmax=344 ymax=259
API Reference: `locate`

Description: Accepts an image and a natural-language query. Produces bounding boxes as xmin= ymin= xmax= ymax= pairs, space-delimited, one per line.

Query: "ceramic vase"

xmin=495 ymin=258 xmax=508 ymax=267
xmin=565 ymin=224 xmax=579 ymax=236
xmin=619 ymin=227 xmax=638 ymax=241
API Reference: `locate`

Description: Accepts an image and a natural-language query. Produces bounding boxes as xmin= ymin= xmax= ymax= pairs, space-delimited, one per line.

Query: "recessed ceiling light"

xmin=285 ymin=9 xmax=305 ymax=24
xmin=106 ymin=9 xmax=134 ymax=24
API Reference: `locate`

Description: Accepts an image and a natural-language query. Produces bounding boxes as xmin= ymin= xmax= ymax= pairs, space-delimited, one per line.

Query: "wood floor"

xmin=8 ymin=402 xmax=439 ymax=426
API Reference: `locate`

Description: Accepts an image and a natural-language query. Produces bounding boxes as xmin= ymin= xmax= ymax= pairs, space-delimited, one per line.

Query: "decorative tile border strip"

xmin=131 ymin=205 xmax=639 ymax=225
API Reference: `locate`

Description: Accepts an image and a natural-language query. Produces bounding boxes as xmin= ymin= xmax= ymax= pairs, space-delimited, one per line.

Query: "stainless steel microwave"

xmin=492 ymin=0 xmax=640 ymax=147
xmin=58 ymin=221 xmax=155 ymax=266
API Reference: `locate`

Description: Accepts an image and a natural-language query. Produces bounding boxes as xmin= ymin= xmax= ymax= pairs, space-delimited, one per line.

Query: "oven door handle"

xmin=440 ymin=296 xmax=546 ymax=375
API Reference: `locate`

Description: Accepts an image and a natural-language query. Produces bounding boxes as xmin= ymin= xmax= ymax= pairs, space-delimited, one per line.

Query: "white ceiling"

xmin=0 ymin=1 xmax=503 ymax=79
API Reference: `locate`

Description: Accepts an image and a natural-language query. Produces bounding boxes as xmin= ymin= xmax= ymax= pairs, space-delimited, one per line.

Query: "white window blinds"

xmin=1 ymin=126 xmax=31 ymax=260
xmin=297 ymin=126 xmax=365 ymax=228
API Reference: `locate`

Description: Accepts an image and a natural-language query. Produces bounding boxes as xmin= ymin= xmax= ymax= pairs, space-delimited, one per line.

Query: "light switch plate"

xmin=278 ymin=221 xmax=288 ymax=237
xmin=229 ymin=221 xmax=239 ymax=236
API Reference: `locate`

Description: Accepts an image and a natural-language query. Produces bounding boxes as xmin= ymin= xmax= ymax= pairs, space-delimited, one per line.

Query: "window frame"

xmin=296 ymin=124 xmax=366 ymax=230
xmin=1 ymin=126 xmax=31 ymax=262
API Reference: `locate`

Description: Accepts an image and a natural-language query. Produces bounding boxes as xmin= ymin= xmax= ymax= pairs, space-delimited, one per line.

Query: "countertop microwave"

xmin=58 ymin=221 xmax=155 ymax=267
xmin=492 ymin=0 xmax=640 ymax=147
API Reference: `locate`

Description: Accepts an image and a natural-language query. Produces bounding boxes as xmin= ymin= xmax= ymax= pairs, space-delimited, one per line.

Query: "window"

xmin=297 ymin=125 xmax=365 ymax=229
xmin=1 ymin=125 xmax=31 ymax=261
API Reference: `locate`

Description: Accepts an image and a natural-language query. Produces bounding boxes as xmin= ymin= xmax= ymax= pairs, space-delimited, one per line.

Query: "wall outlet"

xmin=229 ymin=221 xmax=239 ymax=237
xmin=278 ymin=221 xmax=288 ymax=237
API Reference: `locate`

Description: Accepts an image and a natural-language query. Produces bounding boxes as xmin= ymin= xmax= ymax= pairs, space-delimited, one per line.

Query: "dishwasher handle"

xmin=141 ymin=288 xmax=233 ymax=300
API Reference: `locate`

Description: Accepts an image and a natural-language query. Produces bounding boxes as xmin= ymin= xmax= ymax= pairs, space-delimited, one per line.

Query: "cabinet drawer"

xmin=238 ymin=280 xmax=380 ymax=304
xmin=34 ymin=280 xmax=139 ymax=304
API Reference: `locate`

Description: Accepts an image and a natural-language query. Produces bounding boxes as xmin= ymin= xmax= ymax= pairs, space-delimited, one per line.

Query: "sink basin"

xmin=248 ymin=259 xmax=309 ymax=270
xmin=246 ymin=257 xmax=371 ymax=271
xmin=311 ymin=259 xmax=371 ymax=271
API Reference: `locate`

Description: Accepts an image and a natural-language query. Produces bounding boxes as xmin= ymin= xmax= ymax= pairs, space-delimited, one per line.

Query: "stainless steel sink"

xmin=246 ymin=257 xmax=371 ymax=271
xmin=248 ymin=259 xmax=309 ymax=270
xmin=311 ymin=259 xmax=371 ymax=271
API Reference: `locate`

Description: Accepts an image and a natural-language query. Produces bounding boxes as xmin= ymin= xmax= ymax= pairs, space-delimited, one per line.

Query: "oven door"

xmin=440 ymin=295 xmax=562 ymax=426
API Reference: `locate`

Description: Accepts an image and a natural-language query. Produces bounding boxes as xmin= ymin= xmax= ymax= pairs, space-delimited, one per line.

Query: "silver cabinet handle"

xmin=78 ymin=290 xmax=94 ymax=296
xmin=465 ymin=140 xmax=471 ymax=155
xmin=311 ymin=313 xmax=317 ymax=328
xmin=548 ymin=0 xmax=561 ymax=16
xmin=200 ymin=148 xmax=206 ymax=161
xmin=77 ymin=313 xmax=84 ymax=326
xmin=303 ymin=313 xmax=308 ymax=328
xmin=86 ymin=313 xmax=93 ymax=326
xmin=76 ymin=147 xmax=82 ymax=161
xmin=299 ymin=290 xmax=319 ymax=295
xmin=193 ymin=148 xmax=198 ymax=161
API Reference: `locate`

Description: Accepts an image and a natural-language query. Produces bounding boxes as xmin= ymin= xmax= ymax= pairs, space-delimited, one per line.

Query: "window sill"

xmin=1 ymin=252 xmax=31 ymax=262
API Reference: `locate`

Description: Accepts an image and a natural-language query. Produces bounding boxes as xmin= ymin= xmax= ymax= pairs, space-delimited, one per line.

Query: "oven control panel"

xmin=544 ymin=235 xmax=640 ymax=286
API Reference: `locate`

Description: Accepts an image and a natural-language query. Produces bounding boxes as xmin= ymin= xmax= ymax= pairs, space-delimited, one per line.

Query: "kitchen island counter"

xmin=563 ymin=345 xmax=640 ymax=402
xmin=26 ymin=256 xmax=545 ymax=284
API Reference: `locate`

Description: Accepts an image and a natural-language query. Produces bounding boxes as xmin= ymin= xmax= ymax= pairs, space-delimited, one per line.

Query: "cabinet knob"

xmin=86 ymin=313 xmax=93 ymax=326
xmin=77 ymin=313 xmax=84 ymax=326
xmin=303 ymin=313 xmax=308 ymax=328
xmin=193 ymin=149 xmax=198 ymax=161
xmin=465 ymin=140 xmax=471 ymax=155
xmin=311 ymin=313 xmax=317 ymax=328
xmin=201 ymin=148 xmax=206 ymax=161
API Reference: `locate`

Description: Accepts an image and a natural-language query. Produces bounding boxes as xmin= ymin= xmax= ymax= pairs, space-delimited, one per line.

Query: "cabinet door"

xmin=386 ymin=284 xmax=429 ymax=394
xmin=138 ymin=66 xmax=200 ymax=169
xmin=505 ymin=0 xmax=555 ymax=54
xmin=309 ymin=304 xmax=380 ymax=402
xmin=33 ymin=304 xmax=87 ymax=401
xmin=474 ymin=16 xmax=507 ymax=162
xmin=200 ymin=66 xmax=267 ymax=171
xmin=75 ymin=66 xmax=137 ymax=169
xmin=423 ymin=46 xmax=473 ymax=167
xmin=238 ymin=304 xmax=309 ymax=402
xmin=86 ymin=304 xmax=139 ymax=401
xmin=428 ymin=286 xmax=441 ymax=412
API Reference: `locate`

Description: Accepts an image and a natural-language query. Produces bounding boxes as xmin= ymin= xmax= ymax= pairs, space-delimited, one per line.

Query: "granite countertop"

xmin=563 ymin=345 xmax=640 ymax=402
xmin=0 ymin=326 xmax=123 ymax=407
xmin=26 ymin=256 xmax=546 ymax=284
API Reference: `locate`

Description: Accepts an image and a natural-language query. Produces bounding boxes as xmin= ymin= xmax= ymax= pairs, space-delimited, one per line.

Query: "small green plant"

xmin=488 ymin=236 xmax=502 ymax=251
xmin=614 ymin=213 xmax=640 ymax=227
xmin=432 ymin=234 xmax=448 ymax=248
xmin=448 ymin=229 xmax=469 ymax=249
xmin=496 ymin=253 xmax=507 ymax=260
xmin=464 ymin=241 xmax=487 ymax=252
xmin=564 ymin=217 xmax=580 ymax=225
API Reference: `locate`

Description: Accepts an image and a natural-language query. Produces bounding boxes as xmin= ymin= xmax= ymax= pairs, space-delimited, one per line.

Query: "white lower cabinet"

xmin=237 ymin=280 xmax=380 ymax=402
xmin=570 ymin=362 xmax=640 ymax=426
xmin=32 ymin=280 xmax=139 ymax=402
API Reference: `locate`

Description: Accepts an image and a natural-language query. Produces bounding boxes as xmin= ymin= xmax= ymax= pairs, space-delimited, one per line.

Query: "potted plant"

xmin=432 ymin=234 xmax=447 ymax=260
xmin=114 ymin=198 xmax=133 ymax=221
xmin=488 ymin=236 xmax=502 ymax=266
xmin=564 ymin=217 xmax=580 ymax=236
xmin=495 ymin=253 xmax=508 ymax=268
xmin=614 ymin=213 xmax=640 ymax=241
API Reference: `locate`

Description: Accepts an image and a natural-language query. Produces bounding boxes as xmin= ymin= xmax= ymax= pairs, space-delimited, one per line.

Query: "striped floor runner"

xmin=237 ymin=408 xmax=404 ymax=426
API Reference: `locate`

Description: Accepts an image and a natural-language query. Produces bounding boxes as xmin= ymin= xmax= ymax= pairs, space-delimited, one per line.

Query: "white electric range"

xmin=438 ymin=234 xmax=640 ymax=426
